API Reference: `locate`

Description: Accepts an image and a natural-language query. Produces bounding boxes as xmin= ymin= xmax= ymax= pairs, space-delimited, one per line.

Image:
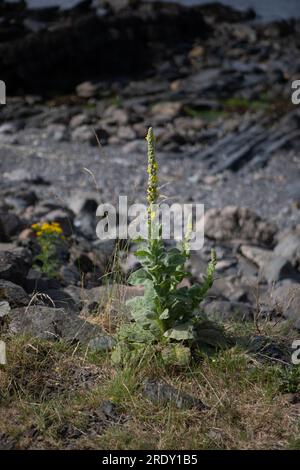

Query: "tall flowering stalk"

xmin=146 ymin=127 xmax=159 ymax=238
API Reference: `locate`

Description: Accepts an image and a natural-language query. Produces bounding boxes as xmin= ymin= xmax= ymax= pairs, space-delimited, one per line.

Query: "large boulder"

xmin=260 ymin=257 xmax=299 ymax=284
xmin=271 ymin=283 xmax=300 ymax=329
xmin=0 ymin=248 xmax=31 ymax=286
xmin=8 ymin=305 xmax=111 ymax=344
xmin=274 ymin=226 xmax=300 ymax=269
xmin=0 ymin=279 xmax=29 ymax=307
xmin=203 ymin=206 xmax=277 ymax=246
xmin=0 ymin=212 xmax=24 ymax=241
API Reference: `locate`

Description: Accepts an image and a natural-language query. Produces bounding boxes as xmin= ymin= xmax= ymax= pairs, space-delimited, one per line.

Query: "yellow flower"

xmin=31 ymin=221 xmax=63 ymax=237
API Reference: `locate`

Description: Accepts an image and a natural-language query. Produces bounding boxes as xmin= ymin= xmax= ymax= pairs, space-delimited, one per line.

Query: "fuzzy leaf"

xmin=159 ymin=309 xmax=170 ymax=320
xmin=128 ymin=268 xmax=149 ymax=286
xmin=126 ymin=297 xmax=149 ymax=323
xmin=163 ymin=322 xmax=195 ymax=340
xmin=118 ymin=323 xmax=156 ymax=344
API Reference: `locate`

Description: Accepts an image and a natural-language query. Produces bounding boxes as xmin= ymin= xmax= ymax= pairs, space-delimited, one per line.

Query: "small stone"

xmin=0 ymin=301 xmax=10 ymax=318
xmin=0 ymin=249 xmax=30 ymax=286
xmin=260 ymin=256 xmax=299 ymax=284
xmin=71 ymin=125 xmax=94 ymax=144
xmin=188 ymin=45 xmax=205 ymax=60
xmin=88 ymin=335 xmax=116 ymax=352
xmin=204 ymin=300 xmax=253 ymax=322
xmin=0 ymin=212 xmax=24 ymax=241
xmin=271 ymin=283 xmax=300 ymax=328
xmin=240 ymin=245 xmax=273 ymax=268
xmin=0 ymin=279 xmax=29 ymax=307
xmin=151 ymin=102 xmax=182 ymax=122
xmin=76 ymin=81 xmax=98 ymax=98
xmin=143 ymin=379 xmax=207 ymax=410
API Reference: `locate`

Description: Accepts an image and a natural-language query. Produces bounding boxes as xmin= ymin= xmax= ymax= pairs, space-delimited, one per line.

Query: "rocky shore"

xmin=0 ymin=0 xmax=300 ymax=351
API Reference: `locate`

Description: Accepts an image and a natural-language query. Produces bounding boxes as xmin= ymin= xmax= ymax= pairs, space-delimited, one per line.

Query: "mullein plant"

xmin=112 ymin=128 xmax=226 ymax=366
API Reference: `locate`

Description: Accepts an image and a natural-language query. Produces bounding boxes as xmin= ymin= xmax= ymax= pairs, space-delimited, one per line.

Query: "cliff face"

xmin=0 ymin=1 xmax=211 ymax=94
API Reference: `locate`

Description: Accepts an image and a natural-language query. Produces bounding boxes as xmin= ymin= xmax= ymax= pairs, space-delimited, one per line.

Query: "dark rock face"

xmin=0 ymin=249 xmax=31 ymax=287
xmin=0 ymin=279 xmax=29 ymax=307
xmin=0 ymin=2 xmax=210 ymax=94
xmin=0 ymin=212 xmax=24 ymax=242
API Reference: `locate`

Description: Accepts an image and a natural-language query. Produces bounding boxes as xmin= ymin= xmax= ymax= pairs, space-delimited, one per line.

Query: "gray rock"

xmin=73 ymin=199 xmax=98 ymax=240
xmin=274 ymin=228 xmax=300 ymax=267
xmin=44 ymin=124 xmax=68 ymax=142
xmin=69 ymin=113 xmax=90 ymax=129
xmin=0 ymin=212 xmax=24 ymax=241
xmin=71 ymin=125 xmax=94 ymax=144
xmin=202 ymin=206 xmax=277 ymax=246
xmin=260 ymin=256 xmax=299 ymax=284
xmin=44 ymin=208 xmax=74 ymax=237
xmin=37 ymin=289 xmax=80 ymax=314
xmin=204 ymin=300 xmax=253 ymax=322
xmin=246 ymin=335 xmax=291 ymax=364
xmin=0 ymin=249 xmax=30 ymax=286
xmin=143 ymin=379 xmax=207 ymax=410
xmin=59 ymin=265 xmax=81 ymax=286
xmin=240 ymin=245 xmax=273 ymax=268
xmin=8 ymin=305 xmax=103 ymax=343
xmin=271 ymin=283 xmax=300 ymax=328
xmin=76 ymin=81 xmax=99 ymax=98
xmin=88 ymin=335 xmax=116 ymax=352
xmin=0 ymin=301 xmax=10 ymax=319
xmin=67 ymin=191 xmax=100 ymax=216
xmin=0 ymin=433 xmax=16 ymax=450
xmin=25 ymin=268 xmax=61 ymax=293
xmin=4 ymin=189 xmax=37 ymax=211
xmin=63 ymin=286 xmax=83 ymax=310
xmin=80 ymin=284 xmax=143 ymax=317
xmin=0 ymin=279 xmax=29 ymax=307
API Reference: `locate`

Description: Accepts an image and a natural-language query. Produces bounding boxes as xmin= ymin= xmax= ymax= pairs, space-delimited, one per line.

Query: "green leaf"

xmin=118 ymin=323 xmax=156 ymax=344
xmin=135 ymin=250 xmax=151 ymax=258
xmin=128 ymin=268 xmax=149 ymax=286
xmin=126 ymin=296 xmax=152 ymax=324
xmin=163 ymin=322 xmax=195 ymax=340
xmin=159 ymin=308 xmax=170 ymax=320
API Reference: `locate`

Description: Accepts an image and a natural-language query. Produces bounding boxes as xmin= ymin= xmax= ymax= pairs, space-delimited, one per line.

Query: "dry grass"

xmin=0 ymin=329 xmax=300 ymax=450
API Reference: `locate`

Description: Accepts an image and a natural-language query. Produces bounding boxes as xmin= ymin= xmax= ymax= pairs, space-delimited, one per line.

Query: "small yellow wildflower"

xmin=31 ymin=221 xmax=63 ymax=237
